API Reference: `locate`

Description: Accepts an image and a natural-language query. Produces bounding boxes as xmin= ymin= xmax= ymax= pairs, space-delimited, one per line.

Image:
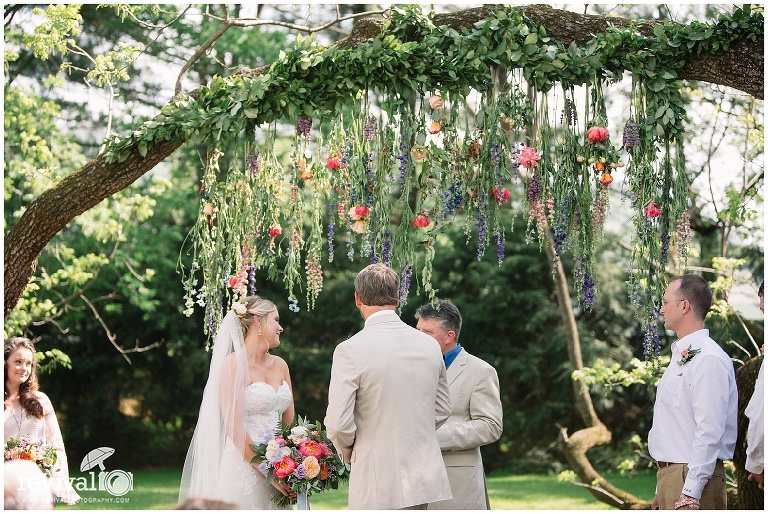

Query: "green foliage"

xmin=573 ymin=357 xmax=666 ymax=389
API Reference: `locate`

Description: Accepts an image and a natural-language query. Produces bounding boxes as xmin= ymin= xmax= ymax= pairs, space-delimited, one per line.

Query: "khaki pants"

xmin=656 ymin=461 xmax=727 ymax=510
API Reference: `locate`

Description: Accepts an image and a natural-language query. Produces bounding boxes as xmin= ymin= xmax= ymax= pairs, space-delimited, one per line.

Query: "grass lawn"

xmin=55 ymin=468 xmax=656 ymax=510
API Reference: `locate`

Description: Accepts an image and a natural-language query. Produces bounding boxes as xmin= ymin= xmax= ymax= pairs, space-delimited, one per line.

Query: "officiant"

xmin=415 ymin=299 xmax=503 ymax=510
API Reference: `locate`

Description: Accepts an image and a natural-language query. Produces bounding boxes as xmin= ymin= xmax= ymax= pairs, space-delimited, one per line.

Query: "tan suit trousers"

xmin=656 ymin=460 xmax=726 ymax=510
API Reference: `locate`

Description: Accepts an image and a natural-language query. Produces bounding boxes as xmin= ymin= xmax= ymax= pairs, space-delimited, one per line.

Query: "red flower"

xmin=269 ymin=224 xmax=282 ymax=238
xmin=491 ymin=187 xmax=511 ymax=203
xmin=229 ymin=276 xmax=239 ymax=289
xmin=644 ymin=201 xmax=662 ymax=218
xmin=600 ymin=172 xmax=613 ymax=186
xmin=273 ymin=456 xmax=297 ymax=479
xmin=587 ymin=126 xmax=609 ymax=143
xmin=348 ymin=206 xmax=370 ymax=220
xmin=412 ymin=210 xmax=431 ymax=228
xmin=326 ymin=153 xmax=342 ymax=169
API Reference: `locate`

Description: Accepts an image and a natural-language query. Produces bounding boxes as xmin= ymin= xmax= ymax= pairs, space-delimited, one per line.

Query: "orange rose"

xmin=428 ymin=121 xmax=441 ymax=134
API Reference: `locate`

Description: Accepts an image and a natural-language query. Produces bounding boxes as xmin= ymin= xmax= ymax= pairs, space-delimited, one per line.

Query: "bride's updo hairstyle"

xmin=234 ymin=296 xmax=277 ymax=338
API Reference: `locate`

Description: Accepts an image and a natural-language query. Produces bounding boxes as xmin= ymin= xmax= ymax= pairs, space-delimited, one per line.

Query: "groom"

xmin=325 ymin=263 xmax=453 ymax=509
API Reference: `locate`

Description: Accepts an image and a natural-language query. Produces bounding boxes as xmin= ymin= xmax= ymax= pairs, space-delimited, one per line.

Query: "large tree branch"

xmin=4 ymin=4 xmax=763 ymax=315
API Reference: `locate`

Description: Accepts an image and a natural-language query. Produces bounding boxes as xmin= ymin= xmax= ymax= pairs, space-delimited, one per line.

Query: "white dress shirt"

xmin=648 ymin=329 xmax=738 ymax=499
xmin=745 ymin=358 xmax=764 ymax=475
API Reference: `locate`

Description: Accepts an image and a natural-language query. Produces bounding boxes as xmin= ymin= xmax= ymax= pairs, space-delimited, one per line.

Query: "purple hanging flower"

xmin=623 ymin=119 xmax=640 ymax=149
xmin=527 ymin=171 xmax=543 ymax=203
xmin=296 ymin=117 xmax=312 ymax=138
xmin=364 ymin=116 xmax=378 ymax=141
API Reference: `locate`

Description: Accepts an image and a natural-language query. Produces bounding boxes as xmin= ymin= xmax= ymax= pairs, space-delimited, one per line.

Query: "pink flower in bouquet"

xmin=273 ymin=456 xmax=297 ymax=478
xmin=491 ymin=187 xmax=511 ymax=203
xmin=202 ymin=203 xmax=215 ymax=216
xmin=326 ymin=153 xmax=343 ymax=169
xmin=269 ymin=224 xmax=282 ymax=238
xmin=587 ymin=126 xmax=609 ymax=143
xmin=518 ymin=147 xmax=540 ymax=168
xmin=299 ymin=440 xmax=324 ymax=459
xmin=429 ymin=95 xmax=444 ymax=109
xmin=644 ymin=201 xmax=662 ymax=218
xmin=302 ymin=456 xmax=321 ymax=479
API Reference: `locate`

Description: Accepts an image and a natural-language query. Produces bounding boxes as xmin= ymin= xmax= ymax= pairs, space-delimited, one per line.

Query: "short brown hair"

xmin=354 ymin=263 xmax=399 ymax=306
xmin=670 ymin=275 xmax=712 ymax=320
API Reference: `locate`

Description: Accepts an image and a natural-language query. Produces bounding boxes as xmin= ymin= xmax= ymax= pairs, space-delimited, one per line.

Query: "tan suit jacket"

xmin=324 ymin=310 xmax=453 ymax=509
xmin=428 ymin=348 xmax=503 ymax=510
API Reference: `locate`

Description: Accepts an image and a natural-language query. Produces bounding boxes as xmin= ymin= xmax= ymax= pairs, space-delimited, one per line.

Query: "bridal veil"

xmin=179 ymin=310 xmax=250 ymax=503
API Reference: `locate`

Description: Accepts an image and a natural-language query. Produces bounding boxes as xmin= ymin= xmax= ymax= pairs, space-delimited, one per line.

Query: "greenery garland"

xmin=122 ymin=5 xmax=762 ymax=348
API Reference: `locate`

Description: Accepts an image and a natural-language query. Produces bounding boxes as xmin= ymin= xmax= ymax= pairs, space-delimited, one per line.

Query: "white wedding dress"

xmin=216 ymin=380 xmax=292 ymax=509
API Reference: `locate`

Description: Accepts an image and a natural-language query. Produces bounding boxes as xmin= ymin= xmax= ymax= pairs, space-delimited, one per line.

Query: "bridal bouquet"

xmin=4 ymin=435 xmax=58 ymax=477
xmin=251 ymin=415 xmax=349 ymax=508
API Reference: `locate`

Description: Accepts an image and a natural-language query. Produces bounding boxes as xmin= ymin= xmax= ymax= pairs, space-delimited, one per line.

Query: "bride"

xmin=179 ymin=296 xmax=296 ymax=509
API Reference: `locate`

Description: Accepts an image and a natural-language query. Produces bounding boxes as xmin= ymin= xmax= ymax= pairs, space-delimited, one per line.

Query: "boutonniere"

xmin=677 ymin=345 xmax=701 ymax=366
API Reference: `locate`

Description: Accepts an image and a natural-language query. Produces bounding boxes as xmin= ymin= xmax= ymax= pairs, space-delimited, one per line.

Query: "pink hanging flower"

xmin=202 ymin=203 xmax=215 ymax=216
xmin=349 ymin=205 xmax=371 ymax=234
xmin=429 ymin=95 xmax=444 ymax=109
xmin=491 ymin=187 xmax=511 ymax=203
xmin=518 ymin=147 xmax=541 ymax=168
xmin=587 ymin=126 xmax=609 ymax=143
xmin=269 ymin=223 xmax=282 ymax=238
xmin=644 ymin=201 xmax=662 ymax=218
xmin=412 ymin=210 xmax=431 ymax=228
xmin=348 ymin=205 xmax=371 ymax=221
xmin=326 ymin=153 xmax=342 ymax=169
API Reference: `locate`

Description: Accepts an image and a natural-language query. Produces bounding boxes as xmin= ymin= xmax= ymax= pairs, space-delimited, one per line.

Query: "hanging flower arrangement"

xmin=173 ymin=5 xmax=714 ymax=353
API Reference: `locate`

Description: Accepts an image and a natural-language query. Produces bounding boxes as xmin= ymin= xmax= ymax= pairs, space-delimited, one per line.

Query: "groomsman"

xmin=649 ymin=275 xmax=738 ymax=510
xmin=325 ymin=263 xmax=452 ymax=509
xmin=745 ymin=281 xmax=764 ymax=489
xmin=415 ymin=299 xmax=503 ymax=510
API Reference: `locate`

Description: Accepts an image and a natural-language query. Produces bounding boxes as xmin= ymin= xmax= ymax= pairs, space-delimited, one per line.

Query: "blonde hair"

xmin=234 ymin=296 xmax=276 ymax=337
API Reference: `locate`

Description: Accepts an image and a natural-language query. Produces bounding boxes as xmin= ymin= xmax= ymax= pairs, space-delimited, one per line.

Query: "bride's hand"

xmin=271 ymin=479 xmax=296 ymax=499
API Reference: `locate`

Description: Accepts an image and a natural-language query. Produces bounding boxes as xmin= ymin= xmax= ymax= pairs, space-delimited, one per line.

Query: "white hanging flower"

xmin=232 ymin=302 xmax=247 ymax=316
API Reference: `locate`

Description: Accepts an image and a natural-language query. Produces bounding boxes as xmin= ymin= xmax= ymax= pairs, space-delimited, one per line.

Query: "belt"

xmin=657 ymin=459 xmax=723 ymax=469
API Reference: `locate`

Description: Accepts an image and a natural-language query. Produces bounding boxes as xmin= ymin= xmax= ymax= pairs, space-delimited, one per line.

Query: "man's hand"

xmin=748 ymin=471 xmax=764 ymax=489
xmin=652 ymin=494 xmax=659 ymax=510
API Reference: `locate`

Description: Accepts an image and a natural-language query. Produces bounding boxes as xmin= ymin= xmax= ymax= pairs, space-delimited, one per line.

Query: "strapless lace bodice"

xmin=243 ymin=381 xmax=292 ymax=442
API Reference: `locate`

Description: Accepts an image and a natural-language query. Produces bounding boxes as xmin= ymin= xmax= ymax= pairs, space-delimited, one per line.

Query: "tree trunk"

xmin=544 ymin=234 xmax=650 ymax=510
xmin=4 ymin=5 xmax=763 ymax=314
xmin=733 ymin=355 xmax=765 ymax=510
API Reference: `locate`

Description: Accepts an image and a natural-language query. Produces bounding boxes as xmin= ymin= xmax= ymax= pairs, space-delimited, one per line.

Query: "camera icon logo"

xmin=79 ymin=447 xmax=134 ymax=497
